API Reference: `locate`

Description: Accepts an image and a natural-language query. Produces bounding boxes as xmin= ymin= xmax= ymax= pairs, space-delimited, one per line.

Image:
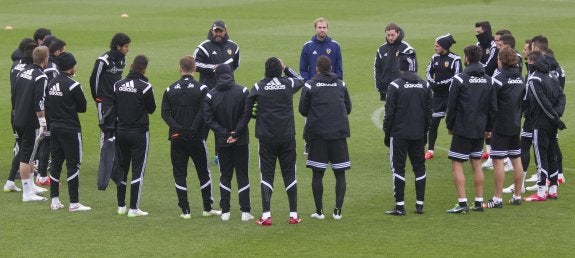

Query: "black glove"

xmin=384 ymin=133 xmax=390 ymax=147
xmin=379 ymin=91 xmax=387 ymax=101
xmin=552 ymin=117 xmax=567 ymax=130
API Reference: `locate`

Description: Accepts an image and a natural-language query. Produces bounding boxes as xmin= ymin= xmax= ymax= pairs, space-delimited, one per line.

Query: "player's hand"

xmin=384 ymin=133 xmax=390 ymax=147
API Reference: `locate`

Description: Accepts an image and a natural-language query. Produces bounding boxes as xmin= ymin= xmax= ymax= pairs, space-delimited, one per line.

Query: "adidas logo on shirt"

xmin=264 ymin=78 xmax=286 ymax=90
xmin=312 ymin=50 xmax=318 ymax=55
xmin=118 ymin=81 xmax=138 ymax=93
xmin=212 ymin=50 xmax=218 ymax=55
xmin=49 ymin=83 xmax=63 ymax=96
xmin=19 ymin=69 xmax=33 ymax=80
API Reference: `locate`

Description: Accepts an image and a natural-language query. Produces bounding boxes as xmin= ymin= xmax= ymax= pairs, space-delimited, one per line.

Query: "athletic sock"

xmin=548 ymin=185 xmax=557 ymax=195
xmin=334 ymin=170 xmax=346 ymax=210
xmin=289 ymin=212 xmax=298 ymax=218
xmin=262 ymin=211 xmax=271 ymax=220
xmin=458 ymin=198 xmax=467 ymax=207
xmin=492 ymin=197 xmax=502 ymax=204
xmin=312 ymin=170 xmax=324 ymax=214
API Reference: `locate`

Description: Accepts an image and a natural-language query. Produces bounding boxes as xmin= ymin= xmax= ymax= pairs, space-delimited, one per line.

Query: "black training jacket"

xmin=12 ymin=64 xmax=47 ymax=129
xmin=374 ymin=27 xmax=417 ymax=93
xmin=161 ymin=75 xmax=208 ymax=140
xmin=446 ymin=63 xmax=496 ymax=139
xmin=383 ymin=72 xmax=432 ymax=140
xmin=426 ymin=51 xmax=462 ymax=97
xmin=113 ymin=72 xmax=156 ymax=133
xmin=45 ymin=72 xmax=87 ymax=132
xmin=299 ymin=72 xmax=351 ymax=140
xmin=203 ymin=70 xmax=249 ymax=147
xmin=193 ymin=31 xmax=240 ymax=89
xmin=90 ymin=49 xmax=126 ymax=104
xmin=527 ymin=55 xmax=566 ymax=130
xmin=492 ymin=68 xmax=525 ymax=136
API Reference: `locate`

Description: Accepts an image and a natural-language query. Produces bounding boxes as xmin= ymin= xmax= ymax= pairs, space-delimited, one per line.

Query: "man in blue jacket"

xmin=299 ymin=17 xmax=343 ymax=81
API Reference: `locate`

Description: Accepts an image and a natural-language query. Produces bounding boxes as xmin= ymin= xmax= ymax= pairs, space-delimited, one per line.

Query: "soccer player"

xmin=424 ymin=33 xmax=461 ymax=160
xmin=4 ymin=39 xmax=36 ymax=193
xmin=483 ymin=46 xmax=525 ymax=208
xmin=10 ymin=28 xmax=51 ymax=62
xmin=445 ymin=45 xmax=496 ymax=213
xmin=46 ymin=52 xmax=91 ymax=212
xmin=523 ymin=51 xmax=566 ymax=202
xmin=203 ymin=64 xmax=253 ymax=222
xmin=374 ymin=23 xmax=416 ymax=101
xmin=242 ymin=57 xmax=304 ymax=226
xmin=299 ymin=55 xmax=352 ymax=220
xmin=193 ymin=20 xmax=240 ymax=164
xmin=89 ymin=32 xmax=131 ymax=190
xmin=161 ymin=56 xmax=221 ymax=219
xmin=383 ymin=49 xmax=431 ymax=215
xmin=299 ymin=17 xmax=343 ymax=81
xmin=36 ymin=37 xmax=67 ymax=187
xmin=12 ymin=46 xmax=51 ymax=202
xmin=112 ymin=55 xmax=156 ymax=217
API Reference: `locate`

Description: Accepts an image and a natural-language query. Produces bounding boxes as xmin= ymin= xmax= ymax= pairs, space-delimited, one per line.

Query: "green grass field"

xmin=1 ymin=0 xmax=574 ymax=256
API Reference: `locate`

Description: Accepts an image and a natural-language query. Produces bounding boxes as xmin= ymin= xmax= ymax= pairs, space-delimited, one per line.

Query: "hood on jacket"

xmin=499 ymin=67 xmax=521 ymax=78
xmin=215 ymin=64 xmax=234 ymax=90
xmin=311 ymin=35 xmax=332 ymax=44
xmin=464 ymin=62 xmax=486 ymax=77
xmin=530 ymin=54 xmax=550 ymax=73
xmin=313 ymin=72 xmax=339 ymax=83
xmin=398 ymin=71 xmax=421 ymax=83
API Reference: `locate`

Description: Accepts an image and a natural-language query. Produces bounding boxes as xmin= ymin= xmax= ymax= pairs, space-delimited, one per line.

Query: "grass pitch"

xmin=1 ymin=0 xmax=574 ymax=256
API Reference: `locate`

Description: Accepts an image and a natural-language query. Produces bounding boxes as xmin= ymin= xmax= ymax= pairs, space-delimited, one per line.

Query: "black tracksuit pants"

xmin=170 ymin=137 xmax=214 ymax=213
xmin=116 ymin=131 xmax=149 ymax=210
xmin=49 ymin=130 xmax=82 ymax=203
xmin=217 ymin=144 xmax=250 ymax=213
xmin=390 ymin=137 xmax=427 ymax=205
xmin=259 ymin=140 xmax=298 ymax=213
xmin=533 ymin=128 xmax=559 ymax=186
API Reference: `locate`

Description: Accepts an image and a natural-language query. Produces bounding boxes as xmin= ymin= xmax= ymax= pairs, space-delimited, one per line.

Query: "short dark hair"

xmin=499 ymin=34 xmax=516 ymax=49
xmin=531 ymin=35 xmax=548 ymax=51
xmin=33 ymin=28 xmax=52 ymax=43
xmin=498 ymin=46 xmax=518 ymax=68
xmin=475 ymin=21 xmax=492 ymax=35
xmin=131 ymin=55 xmax=148 ymax=73
xmin=48 ymin=38 xmax=66 ymax=55
xmin=464 ymin=45 xmax=483 ymax=64
xmin=495 ymin=29 xmax=511 ymax=36
xmin=23 ymin=42 xmax=39 ymax=60
xmin=265 ymin=57 xmax=283 ymax=78
xmin=110 ymin=32 xmax=131 ymax=50
xmin=179 ymin=55 xmax=195 ymax=73
xmin=316 ymin=55 xmax=332 ymax=73
xmin=18 ymin=38 xmax=35 ymax=52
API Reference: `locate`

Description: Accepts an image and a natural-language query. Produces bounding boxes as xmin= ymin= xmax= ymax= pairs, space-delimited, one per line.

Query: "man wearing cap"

xmin=424 ymin=34 xmax=462 ymax=160
xmin=241 ymin=57 xmax=304 ymax=226
xmin=193 ymin=20 xmax=240 ymax=164
xmin=374 ymin=23 xmax=417 ymax=101
xmin=383 ymin=49 xmax=431 ymax=215
xmin=193 ymin=20 xmax=240 ymax=90
xmin=203 ymin=64 xmax=253 ymax=222
xmin=45 ymin=52 xmax=91 ymax=212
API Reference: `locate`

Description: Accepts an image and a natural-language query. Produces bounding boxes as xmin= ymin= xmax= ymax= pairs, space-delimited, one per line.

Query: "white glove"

xmin=38 ymin=117 xmax=47 ymax=136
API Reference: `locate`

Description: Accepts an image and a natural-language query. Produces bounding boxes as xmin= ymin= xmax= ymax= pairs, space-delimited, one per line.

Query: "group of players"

xmin=380 ymin=21 xmax=566 ymax=215
xmin=3 ymin=18 xmax=567 ymax=223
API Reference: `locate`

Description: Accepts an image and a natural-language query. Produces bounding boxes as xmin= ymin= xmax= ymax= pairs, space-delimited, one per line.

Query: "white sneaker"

xmin=51 ymin=201 xmax=64 ymax=211
xmin=310 ymin=213 xmax=325 ymax=220
xmin=525 ymin=184 xmax=539 ymax=192
xmin=241 ymin=212 xmax=254 ymax=221
xmin=332 ymin=213 xmax=343 ymax=220
xmin=180 ymin=213 xmax=191 ymax=219
xmin=69 ymin=203 xmax=91 ymax=212
xmin=481 ymin=158 xmax=493 ymax=169
xmin=33 ymin=184 xmax=48 ymax=194
xmin=3 ymin=181 xmax=21 ymax=192
xmin=202 ymin=209 xmax=222 ymax=217
xmin=22 ymin=194 xmax=47 ymax=202
xmin=221 ymin=212 xmax=230 ymax=221
xmin=502 ymin=184 xmax=526 ymax=194
xmin=117 ymin=206 xmax=127 ymax=215
xmin=525 ymin=174 xmax=538 ymax=182
xmin=127 ymin=209 xmax=148 ymax=217
xmin=503 ymin=158 xmax=514 ymax=172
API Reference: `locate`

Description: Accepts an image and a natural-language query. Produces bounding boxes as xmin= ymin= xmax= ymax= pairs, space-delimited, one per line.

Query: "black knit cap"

xmin=57 ymin=52 xmax=76 ymax=71
xmin=436 ymin=33 xmax=456 ymax=51
xmin=265 ymin=57 xmax=282 ymax=78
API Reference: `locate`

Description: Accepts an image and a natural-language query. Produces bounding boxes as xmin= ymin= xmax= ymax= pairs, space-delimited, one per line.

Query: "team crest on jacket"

xmin=227 ymin=49 xmax=232 ymax=55
xmin=326 ymin=49 xmax=331 ymax=54
xmin=444 ymin=61 xmax=450 ymax=68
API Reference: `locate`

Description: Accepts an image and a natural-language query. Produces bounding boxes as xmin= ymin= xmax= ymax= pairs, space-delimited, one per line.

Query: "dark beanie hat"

xmin=57 ymin=52 xmax=77 ymax=71
xmin=436 ymin=33 xmax=456 ymax=51
xmin=215 ymin=63 xmax=232 ymax=77
xmin=265 ymin=57 xmax=283 ymax=78
xmin=397 ymin=48 xmax=416 ymax=72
